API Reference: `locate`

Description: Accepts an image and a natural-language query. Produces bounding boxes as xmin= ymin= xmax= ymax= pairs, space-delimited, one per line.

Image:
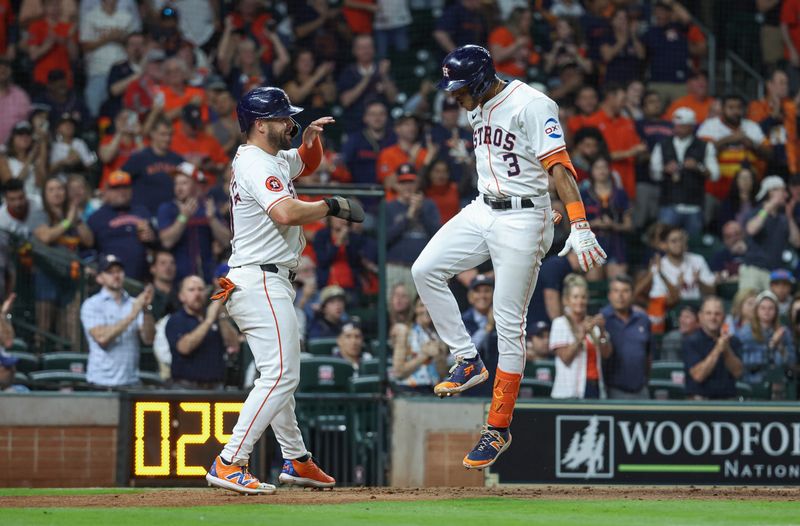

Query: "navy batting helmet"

xmin=236 ymin=86 xmax=303 ymax=136
xmin=436 ymin=45 xmax=497 ymax=99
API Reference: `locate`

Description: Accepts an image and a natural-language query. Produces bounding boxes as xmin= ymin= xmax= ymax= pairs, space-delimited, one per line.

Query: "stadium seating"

xmin=519 ymin=378 xmax=553 ymax=398
xmin=648 ymin=379 xmax=685 ymax=400
xmin=299 ymin=357 xmax=354 ymax=393
xmin=41 ymin=353 xmax=87 ymax=373
xmin=650 ymin=361 xmax=686 ymax=386
xmin=307 ymin=338 xmax=339 ymax=356
xmin=349 ymin=375 xmax=382 ymax=393
xmin=28 ymin=370 xmax=88 ymax=390
xmin=524 ymin=359 xmax=555 ymax=383
xmin=138 ymin=371 xmax=166 ymax=388
xmin=9 ymin=352 xmax=39 ymax=374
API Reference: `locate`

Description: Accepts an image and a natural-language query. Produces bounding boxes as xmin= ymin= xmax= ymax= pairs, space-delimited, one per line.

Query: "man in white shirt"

xmin=80 ymin=0 xmax=135 ymax=117
xmin=650 ymin=107 xmax=719 ymax=235
xmin=645 ymin=226 xmax=716 ymax=308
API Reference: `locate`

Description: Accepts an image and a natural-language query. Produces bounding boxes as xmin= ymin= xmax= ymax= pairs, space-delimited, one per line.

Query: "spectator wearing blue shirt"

xmin=166 ymin=275 xmax=238 ymax=390
xmin=526 ymin=253 xmax=580 ymax=332
xmin=342 ymin=101 xmax=395 ymax=186
xmin=158 ymin=162 xmax=231 ymax=283
xmin=308 ymin=285 xmax=350 ymax=340
xmin=634 ymin=90 xmax=672 ymax=229
xmin=710 ymin=220 xmax=746 ymax=282
xmin=122 ymin=118 xmax=183 ymax=216
xmin=103 ymin=32 xmax=146 ymax=119
xmin=430 ymin=96 xmax=475 ymax=200
xmin=385 ymin=164 xmax=440 ymax=301
xmin=580 ymin=0 xmax=613 ymax=62
xmin=641 ymin=0 xmax=693 ymax=103
xmin=599 ymin=9 xmax=646 ymax=86
xmin=87 ymin=170 xmax=157 ymax=281
xmin=462 ymin=274 xmax=493 ymax=351
xmin=601 ymin=275 xmax=652 ymax=399
xmin=81 ymin=255 xmax=155 ymax=388
xmin=737 ymin=291 xmax=796 ymax=391
xmin=433 ymin=0 xmax=489 ymax=54
xmin=684 ymin=296 xmax=744 ymax=400
xmin=337 ymin=35 xmax=398 ymax=132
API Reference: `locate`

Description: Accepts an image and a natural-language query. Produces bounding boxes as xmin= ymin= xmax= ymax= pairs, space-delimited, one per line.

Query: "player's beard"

xmin=267 ymin=126 xmax=292 ymax=150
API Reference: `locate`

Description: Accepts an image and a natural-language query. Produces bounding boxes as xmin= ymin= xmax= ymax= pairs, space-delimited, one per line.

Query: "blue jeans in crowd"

xmin=658 ymin=205 xmax=703 ymax=236
xmin=374 ymin=26 xmax=410 ymax=59
xmin=84 ymin=74 xmax=109 ymax=118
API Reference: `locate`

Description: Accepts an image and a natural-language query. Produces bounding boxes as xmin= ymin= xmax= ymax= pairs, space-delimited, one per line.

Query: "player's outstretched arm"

xmin=551 ymin=163 xmax=607 ymax=272
xmin=270 ymin=196 xmax=365 ymax=226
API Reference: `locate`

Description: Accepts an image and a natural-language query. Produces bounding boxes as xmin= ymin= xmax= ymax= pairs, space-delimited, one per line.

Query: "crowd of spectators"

xmin=0 ymin=0 xmax=799 ymax=400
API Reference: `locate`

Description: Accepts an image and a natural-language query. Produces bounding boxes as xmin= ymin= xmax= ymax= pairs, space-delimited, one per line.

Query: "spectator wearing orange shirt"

xmin=377 ymin=114 xmax=428 ymax=192
xmin=0 ymin=0 xmax=16 ymax=60
xmin=566 ymin=85 xmax=599 ymax=137
xmin=26 ymin=0 xmax=78 ymax=88
xmin=664 ymin=70 xmax=715 ymax=124
xmin=488 ymin=6 xmax=539 ymax=81
xmin=170 ymin=105 xmax=228 ymax=185
xmin=343 ymin=0 xmax=375 ymax=35
xmin=749 ymin=70 xmax=799 ymax=177
xmin=155 ymin=57 xmax=208 ymax=125
xmin=422 ymin=158 xmax=459 ymax=224
xmin=98 ymin=109 xmax=144 ymax=189
xmin=580 ymin=83 xmax=646 ymax=199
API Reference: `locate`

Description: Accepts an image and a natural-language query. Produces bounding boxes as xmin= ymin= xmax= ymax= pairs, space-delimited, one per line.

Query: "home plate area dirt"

xmin=1 ymin=486 xmax=799 ymax=508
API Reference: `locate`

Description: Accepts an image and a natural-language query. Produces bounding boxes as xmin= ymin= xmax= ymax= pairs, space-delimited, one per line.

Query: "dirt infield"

xmin=2 ymin=486 xmax=799 ymax=508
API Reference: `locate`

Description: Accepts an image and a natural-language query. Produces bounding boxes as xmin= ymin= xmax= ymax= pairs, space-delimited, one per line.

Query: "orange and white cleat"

xmin=433 ymin=355 xmax=489 ymax=397
xmin=206 ymin=455 xmax=277 ymax=495
xmin=278 ymin=456 xmax=336 ymax=488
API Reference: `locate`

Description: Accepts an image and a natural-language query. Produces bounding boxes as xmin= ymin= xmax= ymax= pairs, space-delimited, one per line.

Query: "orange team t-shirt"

xmin=488 ymin=26 xmax=539 ymax=79
xmin=567 ymin=113 xmax=595 ymax=137
xmin=156 ymin=85 xmax=209 ymax=124
xmin=664 ymin=95 xmax=714 ymax=124
xmin=0 ymin=0 xmax=14 ymax=57
xmin=342 ymin=0 xmax=374 ymax=34
xmin=580 ymin=109 xmax=642 ymax=199
xmin=425 ymin=181 xmax=460 ymax=223
xmin=27 ymin=18 xmax=74 ymax=87
xmin=584 ymin=336 xmax=599 ymax=381
xmin=170 ymin=128 xmax=229 ymax=182
xmin=376 ymin=144 xmax=427 ymax=200
xmin=782 ymin=0 xmax=800 ymax=60
xmin=99 ymin=134 xmax=140 ymax=188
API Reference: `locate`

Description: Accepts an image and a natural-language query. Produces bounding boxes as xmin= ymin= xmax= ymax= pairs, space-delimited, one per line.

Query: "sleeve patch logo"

xmin=265 ymin=176 xmax=284 ymax=192
xmin=544 ymin=117 xmax=562 ymax=139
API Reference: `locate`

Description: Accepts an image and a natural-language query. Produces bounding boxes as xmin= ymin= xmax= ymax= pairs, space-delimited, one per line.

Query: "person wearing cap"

xmin=462 ymin=274 xmax=494 ymax=350
xmin=0 ymin=58 xmax=32 ymax=144
xmin=769 ymin=269 xmax=796 ymax=318
xmin=157 ymin=161 xmax=230 ymax=283
xmin=650 ymin=106 xmax=719 ymax=235
xmin=697 ymin=93 xmax=772 ymax=201
xmin=385 ymin=163 xmax=441 ymax=301
xmin=26 ymin=0 xmax=77 ymax=89
xmin=80 ymin=0 xmax=136 ymax=117
xmin=80 ymin=255 xmax=155 ymax=388
xmin=740 ymin=175 xmax=800 ymax=291
xmin=736 ymin=290 xmax=795 ymax=392
xmin=0 ymin=120 xmax=48 ymax=203
xmin=170 ymin=104 xmax=230 ymax=180
xmin=121 ymin=47 xmax=166 ymax=117
xmin=87 ymin=170 xmax=156 ymax=281
xmin=307 ymin=285 xmax=350 ymax=340
xmin=525 ymin=321 xmax=551 ymax=362
xmin=376 ymin=114 xmax=429 ymax=192
xmin=166 ymin=275 xmax=238 ymax=390
xmin=333 ymin=321 xmax=372 ymax=372
xmin=601 ymin=275 xmax=652 ymax=399
xmin=105 ymin=32 xmax=146 ymax=117
xmin=48 ymin=112 xmax=97 ymax=179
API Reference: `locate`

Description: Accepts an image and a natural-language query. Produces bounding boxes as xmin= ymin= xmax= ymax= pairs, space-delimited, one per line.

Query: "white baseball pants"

xmin=412 ymin=195 xmax=554 ymax=374
xmin=221 ymin=266 xmax=307 ymax=464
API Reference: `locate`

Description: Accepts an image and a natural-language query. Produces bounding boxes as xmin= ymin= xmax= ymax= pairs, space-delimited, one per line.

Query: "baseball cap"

xmin=756 ymin=175 xmax=786 ymax=201
xmin=107 ymin=170 xmax=133 ymax=188
xmin=99 ymin=254 xmax=125 ymax=273
xmin=672 ymin=107 xmax=696 ymax=126
xmin=319 ymin=285 xmax=346 ymax=306
xmin=205 ymin=74 xmax=228 ymax=91
xmin=0 ymin=349 xmax=18 ymax=368
xmin=182 ymin=104 xmax=203 ymax=128
xmin=469 ymin=274 xmax=494 ymax=290
xmin=396 ymin=163 xmax=417 ymax=183
xmin=143 ymin=48 xmax=166 ymax=64
xmin=529 ymin=320 xmax=550 ymax=337
xmin=770 ymin=268 xmax=796 ymax=284
xmin=173 ymin=161 xmax=206 ymax=183
xmin=58 ymin=112 xmax=78 ymax=125
xmin=755 ymin=290 xmax=780 ymax=307
xmin=11 ymin=121 xmax=32 ymax=135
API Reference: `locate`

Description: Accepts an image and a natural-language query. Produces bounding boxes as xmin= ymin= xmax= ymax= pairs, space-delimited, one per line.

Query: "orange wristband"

xmin=565 ymin=201 xmax=586 ymax=222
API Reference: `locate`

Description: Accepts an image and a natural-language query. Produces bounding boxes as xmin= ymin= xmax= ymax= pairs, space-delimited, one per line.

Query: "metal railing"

xmin=724 ymin=49 xmax=765 ymax=100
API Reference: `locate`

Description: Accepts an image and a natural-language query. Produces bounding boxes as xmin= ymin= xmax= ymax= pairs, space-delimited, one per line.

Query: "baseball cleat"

xmin=278 ymin=456 xmax=336 ymax=488
xmin=206 ymin=455 xmax=276 ymax=495
xmin=434 ymin=355 xmax=489 ymax=397
xmin=463 ymin=426 xmax=512 ymax=470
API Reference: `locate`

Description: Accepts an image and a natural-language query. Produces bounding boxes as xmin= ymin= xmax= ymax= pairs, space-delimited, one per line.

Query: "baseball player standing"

xmin=412 ymin=45 xmax=607 ymax=469
xmin=205 ymin=87 xmax=364 ymax=495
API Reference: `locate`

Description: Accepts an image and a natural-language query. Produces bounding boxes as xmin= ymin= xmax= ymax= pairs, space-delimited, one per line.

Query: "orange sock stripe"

xmin=487 ymin=368 xmax=522 ymax=428
xmin=565 ymin=201 xmax=586 ymax=222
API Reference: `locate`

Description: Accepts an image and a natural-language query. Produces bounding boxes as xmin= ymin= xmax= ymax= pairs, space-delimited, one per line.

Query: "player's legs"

xmin=411 ymin=201 xmax=490 ymax=361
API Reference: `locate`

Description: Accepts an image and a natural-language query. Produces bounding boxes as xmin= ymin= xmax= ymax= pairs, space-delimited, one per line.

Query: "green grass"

xmin=3 ymin=498 xmax=799 ymax=526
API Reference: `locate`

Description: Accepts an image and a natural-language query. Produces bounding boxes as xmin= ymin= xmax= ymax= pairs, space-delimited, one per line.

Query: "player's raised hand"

xmin=557 ymin=219 xmax=607 ymax=272
xmin=302 ymin=116 xmax=335 ymax=148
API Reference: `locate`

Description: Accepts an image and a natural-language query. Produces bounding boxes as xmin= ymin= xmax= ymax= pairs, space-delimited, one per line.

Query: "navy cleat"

xmin=433 ymin=355 xmax=489 ymax=397
xmin=463 ymin=426 xmax=512 ymax=470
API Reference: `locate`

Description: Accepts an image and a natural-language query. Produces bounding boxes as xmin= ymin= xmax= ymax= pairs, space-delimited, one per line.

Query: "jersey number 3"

xmin=501 ymin=152 xmax=520 ymax=177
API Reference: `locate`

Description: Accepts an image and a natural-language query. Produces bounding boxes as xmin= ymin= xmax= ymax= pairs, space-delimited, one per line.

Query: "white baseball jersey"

xmin=228 ymin=144 xmax=305 ymax=269
xmin=468 ymin=80 xmax=566 ymax=199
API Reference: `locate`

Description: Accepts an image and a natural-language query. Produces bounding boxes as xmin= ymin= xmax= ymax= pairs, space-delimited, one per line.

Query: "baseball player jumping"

xmin=412 ymin=45 xmax=607 ymax=469
xmin=205 ymin=87 xmax=364 ymax=495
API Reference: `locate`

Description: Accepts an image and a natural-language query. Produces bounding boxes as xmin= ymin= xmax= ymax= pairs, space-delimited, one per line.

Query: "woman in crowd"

xmin=33 ymin=177 xmax=93 ymax=349
xmin=737 ymin=291 xmax=796 ymax=397
xmin=725 ymin=287 xmax=758 ymax=337
xmin=0 ymin=121 xmax=47 ymax=204
xmin=600 ymin=9 xmax=645 ymax=86
xmin=390 ymin=298 xmax=448 ymax=394
xmin=388 ymin=282 xmax=413 ymax=328
xmin=719 ymin=166 xmax=757 ymax=227
xmin=580 ymin=156 xmax=632 ymax=281
xmin=542 ymin=18 xmax=592 ymax=79
xmin=550 ymin=276 xmax=612 ymax=399
xmin=421 ymin=158 xmax=459 ymax=224
xmin=283 ymin=49 xmax=337 ymax=131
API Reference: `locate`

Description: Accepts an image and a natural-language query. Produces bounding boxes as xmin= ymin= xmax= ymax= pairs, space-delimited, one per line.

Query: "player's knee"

xmin=411 ymin=259 xmax=430 ymax=284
